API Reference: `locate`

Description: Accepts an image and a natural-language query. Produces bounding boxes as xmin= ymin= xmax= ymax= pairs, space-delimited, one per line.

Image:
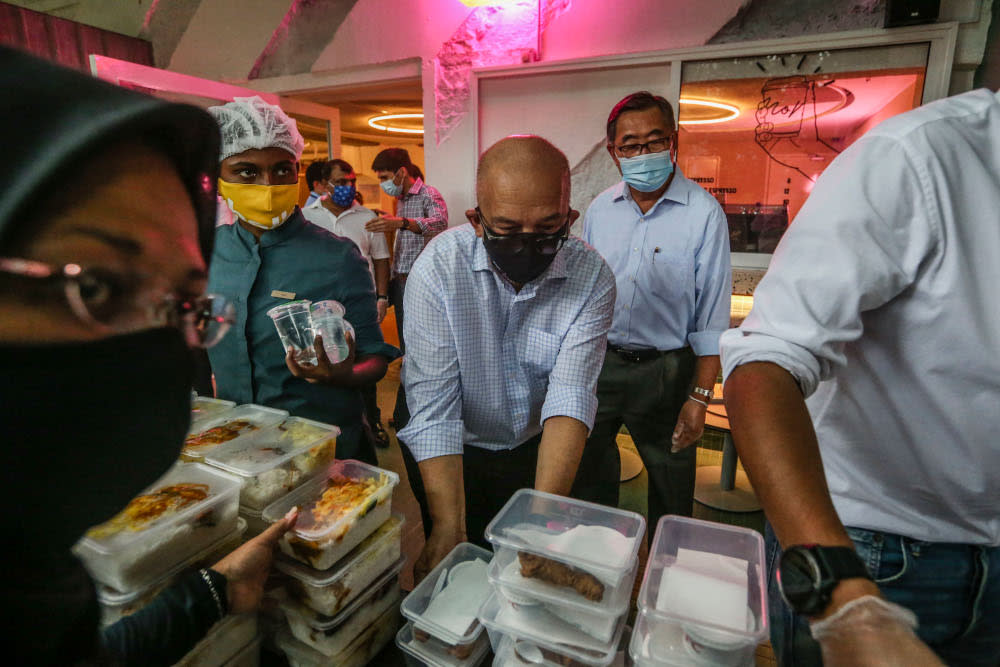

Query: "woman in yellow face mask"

xmin=206 ymin=97 xmax=400 ymax=465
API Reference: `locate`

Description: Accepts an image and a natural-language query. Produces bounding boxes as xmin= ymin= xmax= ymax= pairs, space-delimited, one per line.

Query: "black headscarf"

xmin=0 ymin=46 xmax=220 ymax=260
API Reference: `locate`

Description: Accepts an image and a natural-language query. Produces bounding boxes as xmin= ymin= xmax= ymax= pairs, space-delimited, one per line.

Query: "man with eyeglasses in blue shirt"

xmin=583 ymin=91 xmax=731 ymax=530
xmin=398 ymin=135 xmax=617 ymax=580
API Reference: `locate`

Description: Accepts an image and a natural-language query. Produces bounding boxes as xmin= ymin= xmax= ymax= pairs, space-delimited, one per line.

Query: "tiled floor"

xmin=372 ymin=359 xmax=777 ymax=665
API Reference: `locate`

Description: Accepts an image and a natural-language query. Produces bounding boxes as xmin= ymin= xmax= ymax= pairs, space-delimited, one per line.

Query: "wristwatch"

xmin=691 ymin=386 xmax=714 ymax=401
xmin=377 ymin=294 xmax=389 ymax=302
xmin=778 ymin=545 xmax=872 ymax=616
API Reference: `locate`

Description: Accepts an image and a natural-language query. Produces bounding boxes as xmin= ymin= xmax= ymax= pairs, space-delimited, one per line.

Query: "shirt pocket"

xmin=523 ymin=328 xmax=562 ymax=378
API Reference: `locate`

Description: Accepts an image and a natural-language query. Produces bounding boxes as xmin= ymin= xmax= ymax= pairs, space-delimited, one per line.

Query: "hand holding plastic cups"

xmin=267 ymin=300 xmax=318 ymax=365
xmin=311 ymin=300 xmax=354 ymax=363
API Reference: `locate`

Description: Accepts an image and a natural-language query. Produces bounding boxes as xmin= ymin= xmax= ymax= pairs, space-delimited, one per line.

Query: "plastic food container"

xmin=493 ymin=631 xmax=630 ymax=667
xmin=263 ymin=459 xmax=400 ymax=570
xmin=191 ymin=396 xmax=236 ymax=431
xmin=479 ymin=590 xmax=627 ymax=666
xmin=205 ymin=417 xmax=340 ymax=510
xmin=222 ymin=636 xmax=261 ymax=667
xmin=183 ymin=404 xmax=288 ymax=462
xmin=175 ymin=613 xmax=258 ymax=666
xmin=400 ymin=542 xmax=492 ymax=655
xmin=97 ymin=517 xmax=247 ymax=627
xmin=488 ymin=543 xmax=637 ymax=629
xmin=74 ymin=462 xmax=241 ymax=591
xmin=275 ymin=604 xmax=399 ymax=667
xmin=280 ymin=557 xmax=404 ymax=657
xmin=240 ymin=505 xmax=268 ymax=539
xmin=397 ymin=621 xmax=492 ymax=667
xmin=277 ymin=514 xmax=404 ymax=616
xmin=633 ymin=516 xmax=767 ymax=667
xmin=485 ymin=490 xmax=645 ymax=600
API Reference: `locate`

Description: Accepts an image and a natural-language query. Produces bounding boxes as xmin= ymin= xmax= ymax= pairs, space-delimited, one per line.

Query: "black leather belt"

xmin=607 ymin=343 xmax=664 ymax=363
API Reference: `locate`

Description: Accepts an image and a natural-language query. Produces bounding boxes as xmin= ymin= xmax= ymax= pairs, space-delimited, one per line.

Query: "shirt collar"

xmin=612 ymin=169 xmax=691 ymax=209
xmin=405 ymin=177 xmax=424 ymax=197
xmin=248 ymin=208 xmax=305 ymax=248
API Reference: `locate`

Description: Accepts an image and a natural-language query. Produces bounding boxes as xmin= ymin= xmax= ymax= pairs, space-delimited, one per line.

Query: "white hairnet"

xmin=209 ymin=96 xmax=305 ymax=162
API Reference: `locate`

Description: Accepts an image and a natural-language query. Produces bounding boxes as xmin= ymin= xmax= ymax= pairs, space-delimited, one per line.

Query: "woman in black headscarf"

xmin=0 ymin=47 xmax=297 ymax=665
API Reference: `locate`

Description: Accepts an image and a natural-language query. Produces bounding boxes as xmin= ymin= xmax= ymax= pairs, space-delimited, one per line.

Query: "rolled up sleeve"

xmin=397 ymin=265 xmax=465 ymax=461
xmin=720 ymin=135 xmax=937 ymax=397
xmin=688 ymin=204 xmax=732 ymax=356
xmin=540 ymin=263 xmax=616 ymax=431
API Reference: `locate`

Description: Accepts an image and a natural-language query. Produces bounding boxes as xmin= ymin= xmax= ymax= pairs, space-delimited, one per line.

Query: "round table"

xmin=693 ymin=396 xmax=761 ymax=513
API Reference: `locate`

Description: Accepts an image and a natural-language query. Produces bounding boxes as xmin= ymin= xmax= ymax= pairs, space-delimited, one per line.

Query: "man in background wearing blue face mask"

xmin=302 ymin=158 xmax=392 ymax=448
xmin=583 ymin=91 xmax=731 ymax=532
xmin=366 ymin=148 xmax=448 ymax=432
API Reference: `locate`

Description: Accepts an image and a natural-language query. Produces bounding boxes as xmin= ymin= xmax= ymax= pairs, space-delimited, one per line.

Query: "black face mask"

xmin=0 ymin=327 xmax=194 ymax=558
xmin=479 ymin=214 xmax=569 ymax=285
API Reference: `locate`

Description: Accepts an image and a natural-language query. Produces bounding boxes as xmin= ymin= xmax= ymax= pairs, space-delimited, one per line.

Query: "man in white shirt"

xmin=303 ymin=160 xmax=329 ymax=207
xmin=303 ymin=158 xmax=392 ymax=447
xmin=721 ymin=89 xmax=1000 ymax=665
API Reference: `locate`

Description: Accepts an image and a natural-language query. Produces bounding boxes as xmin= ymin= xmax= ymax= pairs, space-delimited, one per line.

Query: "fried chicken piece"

xmin=412 ymin=627 xmax=475 ymax=659
xmin=517 ymin=551 xmax=605 ymax=602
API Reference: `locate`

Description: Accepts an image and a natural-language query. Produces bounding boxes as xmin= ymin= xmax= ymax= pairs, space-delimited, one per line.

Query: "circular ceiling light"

xmin=367 ymin=113 xmax=424 ymax=134
xmin=678 ymin=98 xmax=740 ymax=125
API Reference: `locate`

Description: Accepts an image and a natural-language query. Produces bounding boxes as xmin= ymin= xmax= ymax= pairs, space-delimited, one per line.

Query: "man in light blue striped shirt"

xmin=397 ymin=136 xmax=617 ymax=579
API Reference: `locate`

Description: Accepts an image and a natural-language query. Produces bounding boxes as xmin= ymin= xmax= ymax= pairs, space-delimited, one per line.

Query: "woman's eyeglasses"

xmin=475 ymin=208 xmax=570 ymax=256
xmin=0 ymin=257 xmax=234 ymax=348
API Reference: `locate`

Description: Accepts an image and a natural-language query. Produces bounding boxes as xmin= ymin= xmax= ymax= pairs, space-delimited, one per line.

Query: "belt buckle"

xmin=620 ymin=349 xmax=641 ymax=363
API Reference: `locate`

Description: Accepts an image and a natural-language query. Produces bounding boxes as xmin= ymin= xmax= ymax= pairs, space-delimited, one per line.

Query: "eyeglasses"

xmin=327 ymin=178 xmax=356 ymax=188
xmin=0 ymin=257 xmax=235 ymax=348
xmin=614 ymin=137 xmax=672 ymax=158
xmin=475 ymin=208 xmax=569 ymax=255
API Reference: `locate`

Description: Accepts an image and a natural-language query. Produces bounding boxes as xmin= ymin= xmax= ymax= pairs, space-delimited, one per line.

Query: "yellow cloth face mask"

xmin=217 ymin=179 xmax=300 ymax=229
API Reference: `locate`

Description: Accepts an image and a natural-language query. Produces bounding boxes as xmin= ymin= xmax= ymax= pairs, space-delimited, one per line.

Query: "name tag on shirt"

xmin=271 ymin=290 xmax=296 ymax=300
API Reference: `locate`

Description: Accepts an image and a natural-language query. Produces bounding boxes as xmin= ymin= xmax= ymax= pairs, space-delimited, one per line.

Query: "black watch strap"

xmin=817 ymin=546 xmax=870 ymax=580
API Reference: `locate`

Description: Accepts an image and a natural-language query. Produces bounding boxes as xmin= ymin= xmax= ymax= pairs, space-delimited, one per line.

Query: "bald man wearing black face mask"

xmin=396 ymin=136 xmax=620 ymax=580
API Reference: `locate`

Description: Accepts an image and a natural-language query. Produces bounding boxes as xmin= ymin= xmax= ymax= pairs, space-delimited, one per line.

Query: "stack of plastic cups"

xmin=478 ymin=489 xmax=646 ymax=667
xmin=258 ymin=459 xmax=404 ymax=666
xmin=396 ymin=543 xmax=495 ymax=667
xmin=267 ymin=299 xmax=354 ymax=366
xmin=630 ymin=516 xmax=768 ymax=667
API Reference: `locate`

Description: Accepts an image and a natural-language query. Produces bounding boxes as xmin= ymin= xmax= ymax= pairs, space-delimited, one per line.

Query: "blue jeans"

xmin=766 ymin=522 xmax=1000 ymax=666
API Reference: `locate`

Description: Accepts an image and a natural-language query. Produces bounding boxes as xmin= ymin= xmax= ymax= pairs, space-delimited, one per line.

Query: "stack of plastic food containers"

xmin=479 ymin=489 xmax=645 ymax=667
xmin=262 ymin=459 xmax=403 ymax=665
xmin=74 ymin=461 xmax=260 ymax=664
xmin=190 ymin=395 xmax=236 ymax=432
xmin=204 ymin=416 xmax=340 ymax=537
xmin=182 ymin=403 xmax=289 ymax=463
xmin=396 ymin=543 xmax=494 ymax=667
xmin=630 ymin=516 xmax=767 ymax=667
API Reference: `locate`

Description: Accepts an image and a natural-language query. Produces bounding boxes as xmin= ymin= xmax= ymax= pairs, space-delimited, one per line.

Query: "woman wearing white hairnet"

xmin=0 ymin=47 xmax=297 ymax=665
xmin=206 ymin=97 xmax=400 ymax=465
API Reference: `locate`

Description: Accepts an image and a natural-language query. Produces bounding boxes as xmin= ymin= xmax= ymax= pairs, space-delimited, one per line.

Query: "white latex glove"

xmin=810 ymin=595 xmax=943 ymax=667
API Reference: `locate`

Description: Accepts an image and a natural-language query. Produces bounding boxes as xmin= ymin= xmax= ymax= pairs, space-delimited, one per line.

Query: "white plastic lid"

xmin=400 ymin=542 xmax=493 ymax=645
xmin=261 ymin=459 xmax=399 ymax=542
xmin=484 ymin=489 xmax=645 ymax=586
xmin=76 ymin=462 xmax=241 ymax=557
xmin=275 ymin=514 xmax=404 ymax=586
xmin=184 ymin=404 xmax=288 ymax=459
xmin=204 ymin=416 xmax=340 ymax=477
xmin=478 ymin=589 xmax=627 ymax=666
xmin=279 ymin=555 xmax=404 ymax=631
xmin=190 ymin=396 xmax=236 ymax=426
xmin=637 ymin=516 xmax=767 ymax=648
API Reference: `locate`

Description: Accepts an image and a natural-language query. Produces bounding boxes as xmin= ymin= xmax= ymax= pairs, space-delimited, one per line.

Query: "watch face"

xmin=778 ymin=547 xmax=824 ymax=614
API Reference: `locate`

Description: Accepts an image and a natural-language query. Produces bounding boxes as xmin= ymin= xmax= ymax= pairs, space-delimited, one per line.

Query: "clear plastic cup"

xmin=267 ymin=300 xmax=318 ymax=365
xmin=311 ymin=300 xmax=354 ymax=363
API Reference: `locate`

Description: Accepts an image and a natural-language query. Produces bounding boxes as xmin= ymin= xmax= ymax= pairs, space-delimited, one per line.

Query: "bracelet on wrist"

xmin=688 ymin=395 xmax=709 ymax=408
xmin=377 ymin=294 xmax=389 ymax=301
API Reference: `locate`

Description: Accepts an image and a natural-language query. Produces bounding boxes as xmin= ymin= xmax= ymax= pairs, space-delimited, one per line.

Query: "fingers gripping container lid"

xmin=396 ymin=621 xmax=492 ymax=667
xmin=279 ymin=557 xmax=404 ymax=657
xmin=262 ymin=459 xmax=400 ymax=570
xmin=204 ymin=416 xmax=340 ymax=510
xmin=183 ymin=404 xmax=289 ymax=462
xmin=479 ymin=589 xmax=628 ymax=666
xmin=276 ymin=514 xmax=404 ymax=616
xmin=400 ymin=542 xmax=493 ymax=648
xmin=484 ymin=489 xmax=645 ymax=608
xmin=74 ymin=461 xmax=241 ymax=592
xmin=631 ymin=516 xmax=767 ymax=666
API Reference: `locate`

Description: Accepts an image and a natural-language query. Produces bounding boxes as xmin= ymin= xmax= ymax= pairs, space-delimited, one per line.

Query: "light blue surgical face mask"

xmin=380 ymin=178 xmax=403 ymax=197
xmin=619 ymin=151 xmax=675 ymax=192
